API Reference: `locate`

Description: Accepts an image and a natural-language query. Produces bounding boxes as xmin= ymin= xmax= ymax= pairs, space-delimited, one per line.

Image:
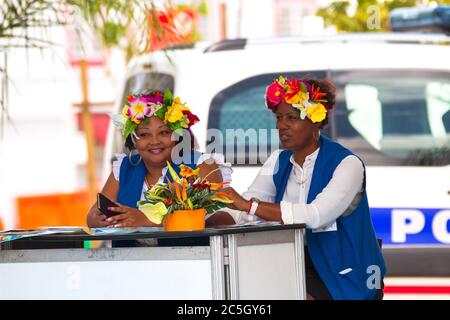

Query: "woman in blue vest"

xmin=86 ymin=89 xmax=232 ymax=235
xmin=220 ymin=76 xmax=386 ymax=300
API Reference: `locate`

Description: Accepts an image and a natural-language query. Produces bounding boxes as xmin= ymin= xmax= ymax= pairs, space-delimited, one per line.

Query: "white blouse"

xmin=222 ymin=148 xmax=364 ymax=231
xmin=112 ymin=152 xmax=233 ymax=201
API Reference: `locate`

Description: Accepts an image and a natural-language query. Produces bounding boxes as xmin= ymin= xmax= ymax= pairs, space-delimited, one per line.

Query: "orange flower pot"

xmin=164 ymin=208 xmax=206 ymax=232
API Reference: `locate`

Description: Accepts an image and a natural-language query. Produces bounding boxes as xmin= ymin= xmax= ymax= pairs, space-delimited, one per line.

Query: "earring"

xmin=313 ymin=130 xmax=320 ymax=142
xmin=128 ymin=149 xmax=142 ymax=166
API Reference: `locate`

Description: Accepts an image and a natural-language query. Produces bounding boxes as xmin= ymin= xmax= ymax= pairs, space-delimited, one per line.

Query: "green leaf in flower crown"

xmin=170 ymin=122 xmax=183 ymax=134
xmin=155 ymin=106 xmax=167 ymax=119
xmin=164 ymin=88 xmax=173 ymax=106
xmin=300 ymin=82 xmax=307 ymax=92
xmin=124 ymin=118 xmax=136 ymax=139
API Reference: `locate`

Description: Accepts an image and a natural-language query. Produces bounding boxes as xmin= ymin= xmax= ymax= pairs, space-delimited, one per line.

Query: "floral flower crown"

xmin=265 ymin=76 xmax=329 ymax=123
xmin=112 ymin=89 xmax=200 ymax=139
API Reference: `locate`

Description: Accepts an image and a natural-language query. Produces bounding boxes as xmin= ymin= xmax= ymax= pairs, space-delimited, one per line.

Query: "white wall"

xmin=240 ymin=0 xmax=275 ymax=38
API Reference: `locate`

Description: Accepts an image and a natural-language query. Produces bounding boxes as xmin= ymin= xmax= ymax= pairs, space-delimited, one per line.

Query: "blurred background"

xmin=0 ymin=0 xmax=411 ymax=230
xmin=0 ymin=0 xmax=450 ymax=297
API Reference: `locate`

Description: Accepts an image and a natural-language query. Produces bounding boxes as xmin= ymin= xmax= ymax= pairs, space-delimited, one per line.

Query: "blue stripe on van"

xmin=371 ymin=208 xmax=450 ymax=245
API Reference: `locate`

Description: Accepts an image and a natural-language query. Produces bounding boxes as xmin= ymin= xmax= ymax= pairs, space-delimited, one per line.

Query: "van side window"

xmin=121 ymin=73 xmax=174 ymax=103
xmin=208 ymin=72 xmax=327 ymax=165
xmin=333 ymin=70 xmax=450 ymax=166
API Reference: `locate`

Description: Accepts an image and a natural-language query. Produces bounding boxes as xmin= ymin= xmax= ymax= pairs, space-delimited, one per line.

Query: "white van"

xmin=105 ymin=33 xmax=450 ymax=292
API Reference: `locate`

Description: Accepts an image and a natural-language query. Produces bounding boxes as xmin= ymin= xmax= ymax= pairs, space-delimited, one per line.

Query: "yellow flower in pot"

xmin=137 ymin=162 xmax=233 ymax=231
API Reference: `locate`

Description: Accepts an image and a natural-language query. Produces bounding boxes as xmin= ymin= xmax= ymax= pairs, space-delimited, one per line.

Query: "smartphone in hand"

xmin=97 ymin=193 xmax=120 ymax=217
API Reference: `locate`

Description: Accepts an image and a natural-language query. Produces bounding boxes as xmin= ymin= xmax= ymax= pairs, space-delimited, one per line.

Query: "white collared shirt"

xmin=223 ymin=148 xmax=364 ymax=230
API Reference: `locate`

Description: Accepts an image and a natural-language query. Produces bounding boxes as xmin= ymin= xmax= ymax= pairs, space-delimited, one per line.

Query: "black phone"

xmin=97 ymin=193 xmax=120 ymax=217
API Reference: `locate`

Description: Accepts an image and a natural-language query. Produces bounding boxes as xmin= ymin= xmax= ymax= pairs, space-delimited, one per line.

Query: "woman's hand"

xmin=221 ymin=188 xmax=282 ymax=222
xmin=221 ymin=187 xmax=249 ymax=212
xmin=105 ymin=205 xmax=159 ymax=228
xmin=86 ymin=172 xmax=120 ymax=228
xmin=87 ymin=207 xmax=112 ymax=228
xmin=94 ymin=210 xmax=111 ymax=228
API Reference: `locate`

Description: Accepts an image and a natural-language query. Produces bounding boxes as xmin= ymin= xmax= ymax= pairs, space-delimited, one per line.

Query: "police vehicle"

xmin=105 ymin=33 xmax=450 ymax=298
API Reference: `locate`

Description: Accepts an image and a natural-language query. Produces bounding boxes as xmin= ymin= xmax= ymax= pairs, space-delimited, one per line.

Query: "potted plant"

xmin=137 ymin=162 xmax=233 ymax=231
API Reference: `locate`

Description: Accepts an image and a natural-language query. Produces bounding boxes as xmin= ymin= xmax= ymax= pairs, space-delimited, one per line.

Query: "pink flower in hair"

xmin=265 ymin=80 xmax=285 ymax=110
xmin=127 ymin=97 xmax=154 ymax=124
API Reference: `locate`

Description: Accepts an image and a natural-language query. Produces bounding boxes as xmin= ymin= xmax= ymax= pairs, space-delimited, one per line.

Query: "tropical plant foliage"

xmin=0 ymin=0 xmax=66 ymax=49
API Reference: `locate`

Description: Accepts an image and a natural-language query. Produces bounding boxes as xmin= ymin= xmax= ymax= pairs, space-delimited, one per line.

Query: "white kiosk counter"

xmin=0 ymin=223 xmax=306 ymax=300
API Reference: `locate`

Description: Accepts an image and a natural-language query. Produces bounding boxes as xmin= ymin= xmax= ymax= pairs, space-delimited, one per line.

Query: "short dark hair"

xmin=303 ymin=77 xmax=336 ymax=128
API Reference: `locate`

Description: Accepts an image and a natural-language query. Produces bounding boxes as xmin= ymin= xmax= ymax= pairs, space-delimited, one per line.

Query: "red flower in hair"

xmin=283 ymin=77 xmax=303 ymax=104
xmin=182 ymin=110 xmax=200 ymax=127
xmin=265 ymin=80 xmax=285 ymax=110
xmin=310 ymin=83 xmax=327 ymax=101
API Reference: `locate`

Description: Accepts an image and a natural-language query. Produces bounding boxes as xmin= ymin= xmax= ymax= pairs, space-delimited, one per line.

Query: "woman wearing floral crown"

xmin=86 ymin=89 xmax=232 ymax=236
xmin=220 ymin=76 xmax=386 ymax=300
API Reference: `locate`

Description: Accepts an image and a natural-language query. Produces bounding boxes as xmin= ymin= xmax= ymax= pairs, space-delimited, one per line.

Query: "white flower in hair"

xmin=110 ymin=105 xmax=128 ymax=128
xmin=291 ymin=92 xmax=312 ymax=120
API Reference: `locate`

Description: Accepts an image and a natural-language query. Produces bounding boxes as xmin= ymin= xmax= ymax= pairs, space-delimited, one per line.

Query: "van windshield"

xmin=121 ymin=72 xmax=174 ymax=101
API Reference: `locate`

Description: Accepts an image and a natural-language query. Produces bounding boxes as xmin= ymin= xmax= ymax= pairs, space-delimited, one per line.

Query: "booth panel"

xmin=0 ymin=260 xmax=212 ymax=299
xmin=236 ymin=242 xmax=297 ymax=299
xmin=0 ymin=247 xmax=213 ymax=299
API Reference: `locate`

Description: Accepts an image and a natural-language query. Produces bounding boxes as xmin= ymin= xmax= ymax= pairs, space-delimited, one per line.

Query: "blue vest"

xmin=118 ymin=151 xmax=202 ymax=208
xmin=273 ymin=136 xmax=386 ymax=300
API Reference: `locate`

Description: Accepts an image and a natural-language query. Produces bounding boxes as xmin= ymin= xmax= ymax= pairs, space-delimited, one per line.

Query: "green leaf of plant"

xmin=187 ymin=198 xmax=193 ymax=209
xmin=199 ymin=1 xmax=208 ymax=15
